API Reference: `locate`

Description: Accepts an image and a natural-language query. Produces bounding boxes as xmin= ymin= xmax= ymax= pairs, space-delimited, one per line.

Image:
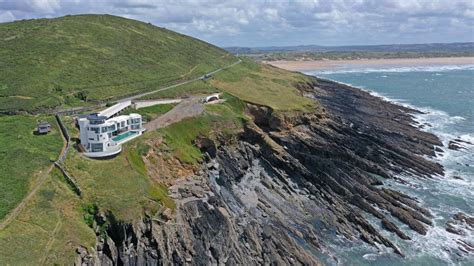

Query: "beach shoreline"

xmin=266 ymin=57 xmax=474 ymax=71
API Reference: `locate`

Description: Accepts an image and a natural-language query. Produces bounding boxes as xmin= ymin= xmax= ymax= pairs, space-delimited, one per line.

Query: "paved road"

xmin=57 ymin=59 xmax=241 ymax=115
xmin=0 ymin=60 xmax=242 ymax=231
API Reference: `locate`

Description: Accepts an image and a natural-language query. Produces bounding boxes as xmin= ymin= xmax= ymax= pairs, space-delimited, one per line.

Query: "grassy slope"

xmin=0 ymin=14 xmax=235 ymax=112
xmin=157 ymin=93 xmax=246 ymax=165
xmin=0 ymin=169 xmax=96 ymax=264
xmin=122 ymin=103 xmax=175 ymax=121
xmin=0 ymin=14 xmax=321 ymax=264
xmin=0 ymin=115 xmax=63 ymax=219
xmin=212 ymin=59 xmax=315 ymax=111
xmin=65 ymin=141 xmax=174 ymax=221
xmin=140 ymin=79 xmax=218 ymax=99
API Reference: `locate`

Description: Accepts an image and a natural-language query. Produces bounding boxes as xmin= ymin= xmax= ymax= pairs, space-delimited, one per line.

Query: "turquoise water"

xmin=112 ymin=131 xmax=137 ymax=142
xmin=306 ymin=65 xmax=474 ymax=265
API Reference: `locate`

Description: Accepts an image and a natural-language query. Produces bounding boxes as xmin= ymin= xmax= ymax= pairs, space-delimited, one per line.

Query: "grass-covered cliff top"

xmin=0 ymin=14 xmax=235 ymax=112
xmin=0 ymin=14 xmax=319 ymax=263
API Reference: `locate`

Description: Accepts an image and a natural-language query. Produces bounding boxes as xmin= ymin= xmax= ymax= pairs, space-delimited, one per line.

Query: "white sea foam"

xmin=304 ymin=64 xmax=474 ymax=75
xmin=309 ymin=74 xmax=474 ymax=264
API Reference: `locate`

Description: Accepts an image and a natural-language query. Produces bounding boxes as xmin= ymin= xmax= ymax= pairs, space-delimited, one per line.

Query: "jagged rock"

xmin=161 ymin=208 xmax=173 ymax=221
xmin=453 ymin=212 xmax=474 ymax=226
xmin=448 ymin=141 xmax=463 ymax=150
xmin=76 ymin=77 xmax=445 ymax=265
xmin=446 ymin=222 xmax=465 ymax=236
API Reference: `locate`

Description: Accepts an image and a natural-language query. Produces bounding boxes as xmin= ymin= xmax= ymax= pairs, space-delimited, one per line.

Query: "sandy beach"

xmin=267 ymin=57 xmax=474 ymax=71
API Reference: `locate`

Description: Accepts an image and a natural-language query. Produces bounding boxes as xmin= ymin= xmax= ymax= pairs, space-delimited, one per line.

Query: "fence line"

xmin=55 ymin=114 xmax=81 ymax=197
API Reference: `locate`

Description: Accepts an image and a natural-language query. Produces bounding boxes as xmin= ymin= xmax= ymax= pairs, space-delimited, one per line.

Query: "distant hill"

xmin=0 ymin=14 xmax=235 ymax=112
xmin=226 ymin=42 xmax=474 ymax=54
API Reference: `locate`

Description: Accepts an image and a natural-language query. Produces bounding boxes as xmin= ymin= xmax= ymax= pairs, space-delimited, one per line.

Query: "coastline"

xmin=266 ymin=57 xmax=474 ymax=71
xmin=308 ymin=73 xmax=474 ymax=263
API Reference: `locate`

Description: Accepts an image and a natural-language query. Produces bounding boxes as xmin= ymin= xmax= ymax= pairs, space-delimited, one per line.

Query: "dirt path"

xmin=0 ymin=165 xmax=56 ymax=231
xmin=145 ymin=97 xmax=204 ymax=131
xmin=0 ymin=120 xmax=68 ymax=231
xmin=39 ymin=211 xmax=63 ymax=265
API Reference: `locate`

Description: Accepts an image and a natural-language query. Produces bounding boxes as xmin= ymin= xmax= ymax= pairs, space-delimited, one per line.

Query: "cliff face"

xmin=78 ymin=78 xmax=445 ymax=265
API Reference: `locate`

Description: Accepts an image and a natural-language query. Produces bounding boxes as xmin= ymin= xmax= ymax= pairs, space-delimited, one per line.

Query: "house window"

xmin=89 ymin=127 xmax=100 ymax=133
xmin=91 ymin=143 xmax=103 ymax=152
xmin=121 ymin=121 xmax=125 ymax=127
xmin=101 ymin=126 xmax=107 ymax=133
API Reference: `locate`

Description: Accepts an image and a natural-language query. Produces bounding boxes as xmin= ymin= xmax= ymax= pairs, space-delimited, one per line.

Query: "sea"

xmin=305 ymin=64 xmax=474 ymax=265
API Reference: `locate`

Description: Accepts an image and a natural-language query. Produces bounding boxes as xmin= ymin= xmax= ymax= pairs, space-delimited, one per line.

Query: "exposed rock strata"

xmin=77 ymin=78 xmax=446 ymax=265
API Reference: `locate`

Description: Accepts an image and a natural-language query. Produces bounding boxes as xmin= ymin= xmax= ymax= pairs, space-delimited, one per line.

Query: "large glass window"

xmin=101 ymin=126 xmax=107 ymax=133
xmin=89 ymin=127 xmax=100 ymax=133
xmin=108 ymin=125 xmax=116 ymax=131
xmin=91 ymin=143 xmax=103 ymax=152
xmin=121 ymin=121 xmax=125 ymax=127
xmin=131 ymin=118 xmax=141 ymax=124
xmin=89 ymin=120 xmax=104 ymax=125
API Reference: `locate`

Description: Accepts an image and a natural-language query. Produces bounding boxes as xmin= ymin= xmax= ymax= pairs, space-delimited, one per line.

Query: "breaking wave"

xmin=310 ymin=75 xmax=474 ymax=265
xmin=304 ymin=64 xmax=474 ymax=75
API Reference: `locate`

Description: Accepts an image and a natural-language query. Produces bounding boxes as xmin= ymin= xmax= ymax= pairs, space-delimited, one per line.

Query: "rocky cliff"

xmin=77 ymin=77 xmax=446 ymax=265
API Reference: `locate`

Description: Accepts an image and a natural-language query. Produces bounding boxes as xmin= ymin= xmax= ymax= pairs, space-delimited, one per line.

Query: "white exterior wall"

xmin=78 ymin=113 xmax=144 ymax=157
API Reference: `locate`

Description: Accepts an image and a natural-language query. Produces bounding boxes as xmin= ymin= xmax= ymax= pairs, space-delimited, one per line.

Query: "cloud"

xmin=0 ymin=0 xmax=472 ymax=46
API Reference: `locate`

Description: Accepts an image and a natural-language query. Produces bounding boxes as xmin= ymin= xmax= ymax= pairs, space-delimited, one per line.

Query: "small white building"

xmin=202 ymin=93 xmax=220 ymax=104
xmin=78 ymin=102 xmax=145 ymax=158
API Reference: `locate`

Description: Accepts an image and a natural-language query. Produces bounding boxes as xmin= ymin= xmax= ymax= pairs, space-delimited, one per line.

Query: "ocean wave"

xmin=313 ymin=75 xmax=474 ymax=264
xmin=304 ymin=64 xmax=474 ymax=75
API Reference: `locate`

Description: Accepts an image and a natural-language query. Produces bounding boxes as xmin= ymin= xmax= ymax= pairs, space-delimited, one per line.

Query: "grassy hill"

xmin=0 ymin=14 xmax=318 ymax=263
xmin=0 ymin=14 xmax=235 ymax=112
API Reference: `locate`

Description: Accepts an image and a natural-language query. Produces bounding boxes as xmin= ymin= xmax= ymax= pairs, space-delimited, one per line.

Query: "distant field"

xmin=247 ymin=51 xmax=474 ymax=62
xmin=0 ymin=14 xmax=235 ymax=112
xmin=226 ymin=42 xmax=474 ymax=61
xmin=0 ymin=115 xmax=63 ymax=220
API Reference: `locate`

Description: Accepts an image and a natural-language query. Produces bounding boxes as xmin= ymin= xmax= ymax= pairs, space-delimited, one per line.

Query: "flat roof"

xmin=87 ymin=113 xmax=107 ymax=121
xmin=98 ymin=100 xmax=132 ymax=118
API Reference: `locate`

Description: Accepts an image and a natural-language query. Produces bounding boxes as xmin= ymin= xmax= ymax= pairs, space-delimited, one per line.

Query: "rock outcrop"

xmin=77 ymin=77 xmax=446 ymax=265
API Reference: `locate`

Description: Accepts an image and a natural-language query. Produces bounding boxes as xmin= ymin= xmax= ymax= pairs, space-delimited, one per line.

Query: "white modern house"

xmin=78 ymin=101 xmax=145 ymax=158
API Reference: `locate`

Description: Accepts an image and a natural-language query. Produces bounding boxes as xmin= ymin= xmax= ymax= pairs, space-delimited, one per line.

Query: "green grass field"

xmin=65 ymin=146 xmax=166 ymax=221
xmin=157 ymin=93 xmax=246 ymax=165
xmin=0 ymin=14 xmax=235 ymax=112
xmin=122 ymin=103 xmax=175 ymax=121
xmin=212 ymin=59 xmax=316 ymax=111
xmin=0 ymin=115 xmax=63 ymax=220
xmin=0 ymin=14 xmax=323 ymax=264
xmin=140 ymin=79 xmax=219 ymax=100
xmin=0 ymin=169 xmax=96 ymax=264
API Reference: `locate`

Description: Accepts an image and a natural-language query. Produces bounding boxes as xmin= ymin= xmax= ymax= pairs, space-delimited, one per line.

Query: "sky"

xmin=0 ymin=0 xmax=473 ymax=47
